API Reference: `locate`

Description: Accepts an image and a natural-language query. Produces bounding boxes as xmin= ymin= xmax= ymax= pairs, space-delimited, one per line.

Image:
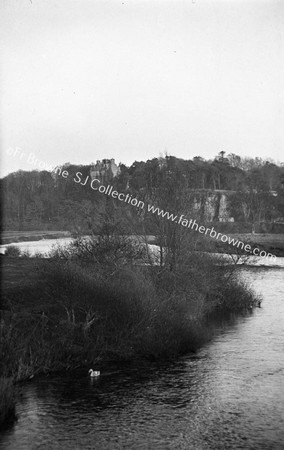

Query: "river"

xmin=0 ymin=266 xmax=283 ymax=449
xmin=1 ymin=238 xmax=283 ymax=268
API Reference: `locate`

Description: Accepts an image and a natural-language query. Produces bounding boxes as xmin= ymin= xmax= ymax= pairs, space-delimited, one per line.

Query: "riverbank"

xmin=1 ymin=254 xmax=259 ymax=374
xmin=2 ymin=231 xmax=284 ymax=256
xmin=0 ymin=247 xmax=261 ymax=429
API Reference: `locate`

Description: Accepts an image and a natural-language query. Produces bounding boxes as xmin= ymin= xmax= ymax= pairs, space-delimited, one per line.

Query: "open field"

xmin=1 ymin=231 xmax=71 ymax=245
xmin=230 ymin=233 xmax=284 ymax=245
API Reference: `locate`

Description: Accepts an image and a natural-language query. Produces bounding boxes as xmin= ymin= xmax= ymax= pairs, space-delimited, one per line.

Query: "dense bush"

xmin=49 ymin=235 xmax=146 ymax=265
xmin=0 ymin=236 xmax=259 ymax=380
xmin=4 ymin=245 xmax=21 ymax=257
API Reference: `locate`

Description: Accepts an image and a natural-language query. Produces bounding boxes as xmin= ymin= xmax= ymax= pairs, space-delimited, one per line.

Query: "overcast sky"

xmin=1 ymin=0 xmax=283 ymax=177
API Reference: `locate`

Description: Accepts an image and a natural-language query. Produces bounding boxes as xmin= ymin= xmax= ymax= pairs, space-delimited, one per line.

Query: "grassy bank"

xmin=0 ymin=237 xmax=260 ymax=384
xmin=2 ymin=230 xmax=284 ymax=256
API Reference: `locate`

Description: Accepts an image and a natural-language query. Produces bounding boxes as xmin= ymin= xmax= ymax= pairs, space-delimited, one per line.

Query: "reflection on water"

xmin=1 ymin=268 xmax=284 ymax=449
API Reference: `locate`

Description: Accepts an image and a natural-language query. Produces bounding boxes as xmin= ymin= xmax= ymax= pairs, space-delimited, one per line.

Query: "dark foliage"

xmin=1 ymin=155 xmax=284 ymax=233
xmin=0 ymin=238 xmax=260 ymax=380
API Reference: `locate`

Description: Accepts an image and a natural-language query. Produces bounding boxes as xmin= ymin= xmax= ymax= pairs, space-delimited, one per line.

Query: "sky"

xmin=1 ymin=0 xmax=283 ymax=177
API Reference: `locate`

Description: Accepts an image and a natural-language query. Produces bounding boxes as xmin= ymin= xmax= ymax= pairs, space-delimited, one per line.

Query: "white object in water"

xmin=89 ymin=369 xmax=100 ymax=377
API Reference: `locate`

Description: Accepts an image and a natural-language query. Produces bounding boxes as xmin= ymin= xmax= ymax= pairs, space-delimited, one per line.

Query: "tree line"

xmin=1 ymin=152 xmax=284 ymax=234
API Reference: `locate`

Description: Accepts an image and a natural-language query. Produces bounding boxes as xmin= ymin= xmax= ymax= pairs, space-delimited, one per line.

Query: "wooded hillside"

xmin=1 ymin=153 xmax=284 ymax=234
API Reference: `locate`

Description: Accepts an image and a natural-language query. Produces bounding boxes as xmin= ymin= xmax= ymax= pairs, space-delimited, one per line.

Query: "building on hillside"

xmin=219 ymin=217 xmax=235 ymax=222
xmin=90 ymin=159 xmax=120 ymax=181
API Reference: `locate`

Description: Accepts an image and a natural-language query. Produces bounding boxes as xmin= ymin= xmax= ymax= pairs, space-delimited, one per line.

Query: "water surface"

xmin=1 ymin=268 xmax=283 ymax=449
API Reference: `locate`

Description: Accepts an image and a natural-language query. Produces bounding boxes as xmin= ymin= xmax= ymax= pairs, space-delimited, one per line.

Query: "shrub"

xmin=4 ymin=245 xmax=21 ymax=257
xmin=37 ymin=253 xmax=257 ymax=361
xmin=21 ymin=249 xmax=31 ymax=258
xmin=49 ymin=235 xmax=147 ymax=266
xmin=1 ymin=237 xmax=259 ymax=377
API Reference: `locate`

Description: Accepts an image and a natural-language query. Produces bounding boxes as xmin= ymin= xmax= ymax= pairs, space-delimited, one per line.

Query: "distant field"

xmin=1 ymin=231 xmax=71 ymax=245
xmin=230 ymin=234 xmax=284 ymax=245
xmin=1 ymin=231 xmax=283 ymax=255
xmin=227 ymin=233 xmax=284 ymax=256
xmin=1 ymin=232 xmax=157 ymax=246
xmin=228 ymin=233 xmax=284 ymax=248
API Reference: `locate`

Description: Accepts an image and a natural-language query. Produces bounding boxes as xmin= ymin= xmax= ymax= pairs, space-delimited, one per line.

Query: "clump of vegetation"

xmin=2 ymin=154 xmax=284 ymax=235
xmin=4 ymin=245 xmax=21 ymax=257
xmin=20 ymin=249 xmax=31 ymax=258
xmin=0 ymin=378 xmax=16 ymax=430
xmin=49 ymin=235 xmax=146 ymax=265
xmin=0 ymin=235 xmax=259 ymax=380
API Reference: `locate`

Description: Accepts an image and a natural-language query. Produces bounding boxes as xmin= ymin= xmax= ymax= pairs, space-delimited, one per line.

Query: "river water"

xmin=1 ymin=267 xmax=284 ymax=449
xmin=1 ymin=238 xmax=284 ymax=268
